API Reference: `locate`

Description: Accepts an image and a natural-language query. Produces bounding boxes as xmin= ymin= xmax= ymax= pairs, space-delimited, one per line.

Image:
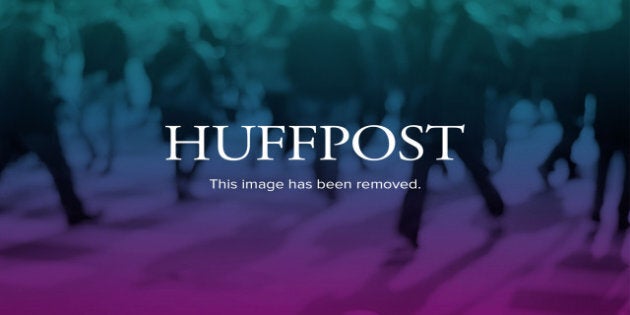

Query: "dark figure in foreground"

xmin=285 ymin=0 xmax=364 ymax=202
xmin=586 ymin=1 xmax=630 ymax=232
xmin=399 ymin=1 xmax=435 ymax=124
xmin=0 ymin=17 xmax=96 ymax=226
xmin=514 ymin=6 xmax=587 ymax=186
xmin=532 ymin=34 xmax=586 ymax=186
xmin=262 ymin=91 xmax=296 ymax=157
xmin=355 ymin=0 xmax=401 ymax=165
xmin=79 ymin=19 xmax=129 ymax=175
xmin=146 ymin=27 xmax=215 ymax=201
xmin=398 ymin=5 xmax=506 ymax=248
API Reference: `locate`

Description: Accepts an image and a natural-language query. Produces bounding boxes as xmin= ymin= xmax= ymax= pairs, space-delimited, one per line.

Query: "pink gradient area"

xmin=0 ymin=183 xmax=627 ymax=315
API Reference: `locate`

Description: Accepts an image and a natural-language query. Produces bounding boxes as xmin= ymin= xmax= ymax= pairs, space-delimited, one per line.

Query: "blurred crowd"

xmin=0 ymin=0 xmax=627 ymax=250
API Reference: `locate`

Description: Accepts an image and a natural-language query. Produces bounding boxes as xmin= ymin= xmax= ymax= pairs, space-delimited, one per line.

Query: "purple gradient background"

xmin=0 ymin=116 xmax=627 ymax=315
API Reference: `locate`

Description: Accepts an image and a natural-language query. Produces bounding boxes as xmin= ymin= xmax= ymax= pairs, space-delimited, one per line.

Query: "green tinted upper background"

xmin=0 ymin=0 xmax=623 ymax=58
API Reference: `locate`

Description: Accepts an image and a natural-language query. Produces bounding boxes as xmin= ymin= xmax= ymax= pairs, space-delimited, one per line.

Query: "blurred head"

xmin=358 ymin=0 xmax=376 ymax=16
xmin=514 ymin=4 xmax=533 ymax=26
xmin=560 ymin=4 xmax=578 ymax=20
xmin=451 ymin=1 xmax=470 ymax=20
xmin=315 ymin=0 xmax=336 ymax=14
xmin=17 ymin=0 xmax=53 ymax=16
xmin=168 ymin=24 xmax=189 ymax=43
xmin=432 ymin=0 xmax=463 ymax=14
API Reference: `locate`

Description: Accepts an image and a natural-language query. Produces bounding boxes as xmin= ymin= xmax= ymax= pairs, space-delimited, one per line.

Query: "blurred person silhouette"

xmin=285 ymin=0 xmax=364 ymax=202
xmin=399 ymin=1 xmax=436 ymax=124
xmin=585 ymin=0 xmax=629 ymax=233
xmin=24 ymin=0 xmax=78 ymax=89
xmin=199 ymin=24 xmax=241 ymax=123
xmin=0 ymin=0 xmax=97 ymax=226
xmin=263 ymin=1 xmax=293 ymax=42
xmin=78 ymin=16 xmax=129 ymax=175
xmin=260 ymin=91 xmax=297 ymax=160
xmin=398 ymin=3 xmax=506 ymax=249
xmin=3 ymin=0 xmax=77 ymax=79
xmin=530 ymin=5 xmax=588 ymax=187
xmin=249 ymin=3 xmax=299 ymax=163
xmin=355 ymin=0 xmax=404 ymax=169
xmin=146 ymin=25 xmax=215 ymax=201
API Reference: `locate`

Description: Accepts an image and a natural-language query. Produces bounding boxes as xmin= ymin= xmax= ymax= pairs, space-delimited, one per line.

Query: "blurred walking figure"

xmin=355 ymin=0 xmax=402 ymax=165
xmin=78 ymin=18 xmax=129 ymax=175
xmin=530 ymin=6 xmax=587 ymax=186
xmin=585 ymin=0 xmax=629 ymax=232
xmin=399 ymin=1 xmax=435 ymax=125
xmin=146 ymin=26 xmax=215 ymax=201
xmin=0 ymin=1 xmax=97 ymax=226
xmin=285 ymin=0 xmax=364 ymax=202
xmin=398 ymin=4 xmax=506 ymax=249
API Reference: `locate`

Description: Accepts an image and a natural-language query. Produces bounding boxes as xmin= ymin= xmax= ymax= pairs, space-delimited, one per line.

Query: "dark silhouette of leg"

xmin=495 ymin=138 xmax=507 ymax=168
xmin=174 ymin=147 xmax=196 ymax=201
xmin=77 ymin=104 xmax=98 ymax=171
xmin=397 ymin=158 xmax=432 ymax=248
xmin=485 ymin=94 xmax=513 ymax=168
xmin=263 ymin=91 xmax=294 ymax=159
xmin=618 ymin=148 xmax=629 ymax=232
xmin=457 ymin=144 xmax=505 ymax=217
xmin=0 ymin=138 xmax=16 ymax=215
xmin=314 ymin=132 xmax=339 ymax=203
xmin=102 ymin=98 xmax=116 ymax=175
xmin=282 ymin=126 xmax=295 ymax=159
xmin=173 ymin=129 xmax=212 ymax=201
xmin=539 ymin=122 xmax=581 ymax=183
xmin=21 ymin=132 xmax=93 ymax=226
xmin=0 ymin=137 xmax=13 ymax=180
xmin=565 ymin=125 xmax=581 ymax=179
xmin=591 ymin=144 xmax=614 ymax=223
xmin=358 ymin=91 xmax=387 ymax=170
